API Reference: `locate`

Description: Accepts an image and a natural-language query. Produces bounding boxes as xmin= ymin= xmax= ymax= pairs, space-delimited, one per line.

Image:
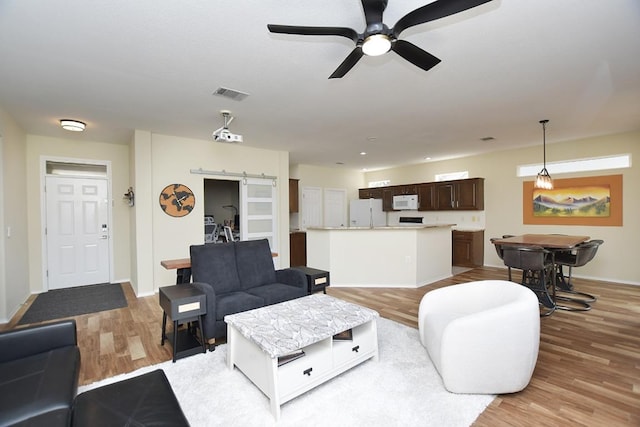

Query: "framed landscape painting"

xmin=523 ymin=174 xmax=622 ymax=226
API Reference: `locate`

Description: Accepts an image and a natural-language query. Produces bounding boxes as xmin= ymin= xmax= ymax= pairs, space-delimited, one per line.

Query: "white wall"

xmin=363 ymin=132 xmax=640 ymax=284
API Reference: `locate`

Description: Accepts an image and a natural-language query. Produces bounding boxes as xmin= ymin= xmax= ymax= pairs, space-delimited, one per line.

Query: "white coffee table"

xmin=224 ymin=294 xmax=379 ymax=420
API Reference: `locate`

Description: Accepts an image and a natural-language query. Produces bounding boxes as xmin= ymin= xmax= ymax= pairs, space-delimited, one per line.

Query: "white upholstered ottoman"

xmin=418 ymin=280 xmax=540 ymax=394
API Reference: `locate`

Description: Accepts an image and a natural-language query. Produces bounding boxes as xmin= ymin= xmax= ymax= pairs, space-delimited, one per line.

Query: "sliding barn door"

xmin=240 ymin=177 xmax=278 ymax=264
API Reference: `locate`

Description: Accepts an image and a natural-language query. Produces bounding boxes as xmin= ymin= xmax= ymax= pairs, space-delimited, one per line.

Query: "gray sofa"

xmin=0 ymin=320 xmax=80 ymax=427
xmin=190 ymin=239 xmax=308 ymax=343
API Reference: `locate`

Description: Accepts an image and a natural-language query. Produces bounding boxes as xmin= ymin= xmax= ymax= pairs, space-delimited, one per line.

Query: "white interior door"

xmin=45 ymin=176 xmax=110 ymax=289
xmin=301 ymin=187 xmax=322 ymax=230
xmin=323 ymin=188 xmax=347 ymax=227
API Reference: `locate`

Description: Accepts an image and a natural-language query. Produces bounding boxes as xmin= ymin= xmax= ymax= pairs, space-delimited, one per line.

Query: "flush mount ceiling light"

xmin=534 ymin=119 xmax=553 ymax=190
xmin=60 ymin=119 xmax=86 ymax=132
xmin=362 ymin=34 xmax=391 ymax=56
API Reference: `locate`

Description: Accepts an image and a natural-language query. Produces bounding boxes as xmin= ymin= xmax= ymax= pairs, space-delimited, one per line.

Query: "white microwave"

xmin=392 ymin=194 xmax=419 ymax=210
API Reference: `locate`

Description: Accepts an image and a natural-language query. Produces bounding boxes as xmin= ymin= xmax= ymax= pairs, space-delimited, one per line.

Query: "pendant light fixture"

xmin=534 ymin=119 xmax=553 ymax=190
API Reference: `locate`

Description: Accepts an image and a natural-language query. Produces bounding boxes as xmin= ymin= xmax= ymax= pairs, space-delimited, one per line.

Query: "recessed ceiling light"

xmin=424 ymin=157 xmax=432 ymax=161
xmin=480 ymin=136 xmax=495 ymax=141
xmin=60 ymin=119 xmax=86 ymax=132
xmin=360 ymin=152 xmax=367 ymax=156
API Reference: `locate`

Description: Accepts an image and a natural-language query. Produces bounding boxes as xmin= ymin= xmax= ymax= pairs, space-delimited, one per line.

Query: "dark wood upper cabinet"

xmin=359 ymin=178 xmax=483 ymax=211
xmin=417 ymin=183 xmax=436 ymax=211
xmin=289 ymin=179 xmax=299 ymax=213
xmin=358 ymin=187 xmax=383 ymax=199
xmin=382 ymin=187 xmax=395 ymax=211
xmin=435 ymin=178 xmax=484 ymax=210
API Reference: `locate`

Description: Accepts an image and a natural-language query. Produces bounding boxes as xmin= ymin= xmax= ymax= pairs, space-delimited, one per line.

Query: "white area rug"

xmin=80 ymin=317 xmax=494 ymax=426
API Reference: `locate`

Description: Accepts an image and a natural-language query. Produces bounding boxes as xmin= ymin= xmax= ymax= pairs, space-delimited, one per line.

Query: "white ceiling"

xmin=1 ymin=0 xmax=639 ymax=170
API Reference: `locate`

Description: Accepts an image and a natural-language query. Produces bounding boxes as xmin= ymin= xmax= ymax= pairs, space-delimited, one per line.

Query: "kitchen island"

xmin=306 ymin=225 xmax=453 ymax=288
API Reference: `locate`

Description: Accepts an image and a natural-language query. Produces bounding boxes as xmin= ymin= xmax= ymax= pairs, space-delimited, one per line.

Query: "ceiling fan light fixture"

xmin=534 ymin=119 xmax=553 ymax=190
xmin=60 ymin=119 xmax=86 ymax=132
xmin=362 ymin=34 xmax=391 ymax=56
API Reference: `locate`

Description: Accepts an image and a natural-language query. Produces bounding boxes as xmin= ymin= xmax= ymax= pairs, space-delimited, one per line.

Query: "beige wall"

xmin=363 ymin=132 xmax=640 ymax=284
xmin=25 ymin=135 xmax=132 ymax=293
xmin=145 ymin=133 xmax=291 ymax=292
xmin=292 ymin=164 xmax=364 ymax=201
xmin=0 ymin=108 xmax=29 ymax=322
xmin=2 ymin=120 xmax=636 ymax=321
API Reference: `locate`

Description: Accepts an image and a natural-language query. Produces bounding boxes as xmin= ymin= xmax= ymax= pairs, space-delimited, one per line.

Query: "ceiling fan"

xmin=268 ymin=0 xmax=493 ymax=79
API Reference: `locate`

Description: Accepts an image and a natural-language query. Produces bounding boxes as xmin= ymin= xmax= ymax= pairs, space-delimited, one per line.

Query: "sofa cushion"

xmin=72 ymin=369 xmax=189 ymax=427
xmin=0 ymin=346 xmax=80 ymax=427
xmin=191 ymin=242 xmax=241 ymax=294
xmin=235 ymin=239 xmax=277 ymax=290
xmin=246 ymin=283 xmax=307 ymax=306
xmin=215 ymin=292 xmax=265 ymax=321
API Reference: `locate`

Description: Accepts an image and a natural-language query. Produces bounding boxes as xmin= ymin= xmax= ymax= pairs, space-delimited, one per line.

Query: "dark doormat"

xmin=18 ymin=283 xmax=128 ymax=325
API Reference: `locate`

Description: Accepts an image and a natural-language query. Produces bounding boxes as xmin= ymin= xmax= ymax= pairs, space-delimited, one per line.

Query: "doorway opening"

xmin=203 ymin=179 xmax=240 ymax=243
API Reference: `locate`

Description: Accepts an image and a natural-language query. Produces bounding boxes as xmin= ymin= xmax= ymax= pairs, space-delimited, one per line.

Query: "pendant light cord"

xmin=540 ymin=119 xmax=549 ymax=170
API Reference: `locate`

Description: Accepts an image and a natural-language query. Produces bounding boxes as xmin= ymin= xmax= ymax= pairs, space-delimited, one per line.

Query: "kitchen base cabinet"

xmin=290 ymin=231 xmax=306 ymax=267
xmin=452 ymin=230 xmax=484 ymax=267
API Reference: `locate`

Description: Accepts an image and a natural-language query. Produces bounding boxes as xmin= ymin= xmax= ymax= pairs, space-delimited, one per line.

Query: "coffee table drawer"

xmin=332 ymin=321 xmax=377 ymax=367
xmin=278 ymin=340 xmax=332 ymax=396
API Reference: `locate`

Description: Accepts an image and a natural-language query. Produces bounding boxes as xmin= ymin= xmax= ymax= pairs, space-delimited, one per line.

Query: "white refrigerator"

xmin=349 ymin=199 xmax=387 ymax=228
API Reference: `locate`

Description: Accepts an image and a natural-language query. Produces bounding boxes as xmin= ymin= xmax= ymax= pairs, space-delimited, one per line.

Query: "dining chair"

xmin=490 ymin=235 xmax=515 ymax=281
xmin=553 ymin=239 xmax=603 ymax=310
xmin=501 ymin=245 xmax=556 ymax=316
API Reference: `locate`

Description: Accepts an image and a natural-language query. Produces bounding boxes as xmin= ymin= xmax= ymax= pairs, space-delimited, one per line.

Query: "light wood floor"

xmin=3 ymin=267 xmax=639 ymax=426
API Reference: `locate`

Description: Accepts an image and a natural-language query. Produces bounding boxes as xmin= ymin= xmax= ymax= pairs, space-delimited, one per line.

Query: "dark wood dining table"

xmin=492 ymin=234 xmax=590 ymax=249
xmin=491 ymin=234 xmax=591 ymax=314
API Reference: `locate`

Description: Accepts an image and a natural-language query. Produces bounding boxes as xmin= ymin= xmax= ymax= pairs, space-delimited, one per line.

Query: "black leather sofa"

xmin=0 ymin=320 xmax=80 ymax=427
xmin=190 ymin=238 xmax=308 ymax=342
xmin=1 ymin=321 xmax=190 ymax=427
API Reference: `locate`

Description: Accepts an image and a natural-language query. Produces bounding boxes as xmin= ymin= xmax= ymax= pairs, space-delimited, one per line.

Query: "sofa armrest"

xmin=0 ymin=319 xmax=77 ymax=363
xmin=190 ymin=282 xmax=217 ymax=341
xmin=275 ymin=268 xmax=307 ymax=291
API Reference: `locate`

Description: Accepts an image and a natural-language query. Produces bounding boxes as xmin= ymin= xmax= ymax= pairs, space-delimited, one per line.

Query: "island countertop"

xmin=307 ymin=224 xmax=455 ymax=231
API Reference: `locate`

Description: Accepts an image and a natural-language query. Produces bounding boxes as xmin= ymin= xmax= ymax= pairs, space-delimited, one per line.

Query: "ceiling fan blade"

xmin=329 ymin=48 xmax=364 ymax=79
xmin=391 ymin=40 xmax=441 ymax=72
xmin=393 ymin=0 xmax=493 ymax=36
xmin=268 ymin=24 xmax=359 ymax=42
xmin=361 ymin=0 xmax=388 ymax=27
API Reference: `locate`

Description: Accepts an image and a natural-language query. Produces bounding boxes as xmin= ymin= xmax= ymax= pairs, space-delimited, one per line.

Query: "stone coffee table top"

xmin=224 ymin=294 xmax=379 ymax=358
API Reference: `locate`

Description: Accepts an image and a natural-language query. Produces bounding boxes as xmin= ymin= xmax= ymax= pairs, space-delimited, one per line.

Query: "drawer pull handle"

xmin=352 ymin=345 xmax=360 ymax=353
xmin=303 ymin=367 xmax=313 ymax=376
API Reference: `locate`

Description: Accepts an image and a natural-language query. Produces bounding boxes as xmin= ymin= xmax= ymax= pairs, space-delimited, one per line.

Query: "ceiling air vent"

xmin=213 ymin=87 xmax=250 ymax=101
